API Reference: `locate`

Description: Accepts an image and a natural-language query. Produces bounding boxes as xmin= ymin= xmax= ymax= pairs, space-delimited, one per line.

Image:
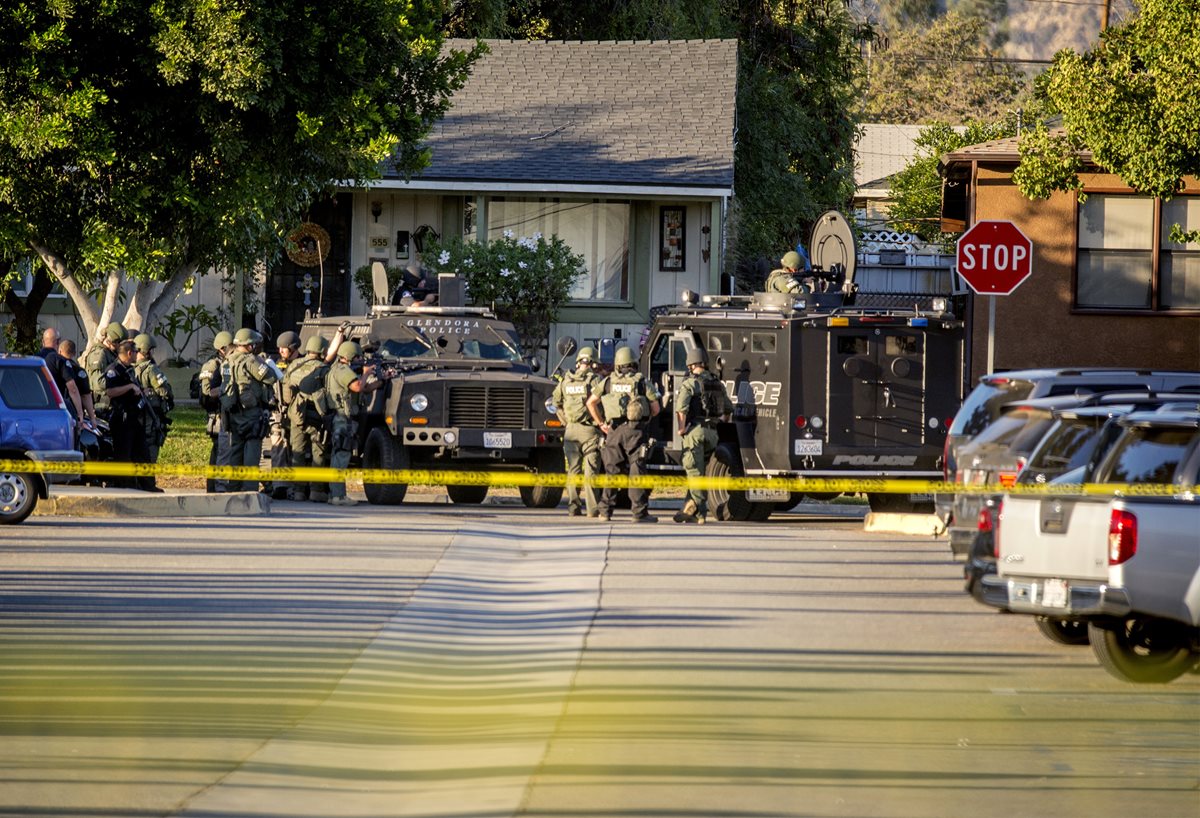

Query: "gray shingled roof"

xmin=394 ymin=39 xmax=738 ymax=190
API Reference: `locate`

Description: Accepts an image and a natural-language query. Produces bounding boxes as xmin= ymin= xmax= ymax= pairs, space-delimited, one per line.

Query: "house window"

xmin=1076 ymin=194 xmax=1200 ymax=312
xmin=487 ymin=198 xmax=630 ymax=302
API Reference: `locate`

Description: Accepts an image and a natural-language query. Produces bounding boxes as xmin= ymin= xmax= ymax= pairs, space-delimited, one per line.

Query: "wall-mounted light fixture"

xmin=370 ymin=201 xmax=383 ymax=223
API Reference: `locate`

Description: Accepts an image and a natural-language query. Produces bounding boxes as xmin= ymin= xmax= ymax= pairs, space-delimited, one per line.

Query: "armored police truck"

xmin=639 ymin=212 xmax=965 ymax=520
xmin=297 ymin=273 xmax=565 ymax=508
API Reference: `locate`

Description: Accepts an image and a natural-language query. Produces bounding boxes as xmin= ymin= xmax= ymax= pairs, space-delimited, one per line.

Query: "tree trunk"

xmin=1 ymin=263 xmax=54 ymax=354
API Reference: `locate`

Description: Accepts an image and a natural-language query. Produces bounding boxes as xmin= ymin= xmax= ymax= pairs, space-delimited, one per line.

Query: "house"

xmin=940 ymin=135 xmax=1200 ymax=381
xmin=852 ymin=124 xmax=956 ymax=296
xmin=266 ymin=38 xmax=739 ymax=364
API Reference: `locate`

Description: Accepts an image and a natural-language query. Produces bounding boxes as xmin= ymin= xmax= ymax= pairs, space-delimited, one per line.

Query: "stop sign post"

xmin=956 ymin=220 xmax=1034 ymax=373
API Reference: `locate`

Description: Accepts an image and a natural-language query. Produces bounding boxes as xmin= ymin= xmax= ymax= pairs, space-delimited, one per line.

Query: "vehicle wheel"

xmin=0 ymin=471 xmax=37 ymax=525
xmin=804 ymin=492 xmax=841 ymax=502
xmin=447 ymin=484 xmax=489 ymax=505
xmin=362 ymin=427 xmax=408 ymax=505
xmin=746 ymin=501 xmax=774 ymax=522
xmin=520 ymin=449 xmax=565 ymax=509
xmin=1035 ymin=616 xmax=1090 ymax=646
xmin=706 ymin=443 xmax=752 ymax=522
xmin=777 ymin=492 xmax=806 ymax=512
xmin=1088 ymin=619 xmax=1197 ymax=684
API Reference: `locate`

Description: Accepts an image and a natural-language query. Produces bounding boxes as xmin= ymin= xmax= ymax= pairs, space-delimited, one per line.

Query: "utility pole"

xmin=1102 ymin=0 xmax=1111 ymax=31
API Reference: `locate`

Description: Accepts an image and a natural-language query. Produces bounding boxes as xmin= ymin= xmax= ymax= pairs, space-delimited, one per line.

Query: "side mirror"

xmin=529 ymin=357 xmax=541 ymax=372
xmin=556 ymin=336 xmax=578 ymax=356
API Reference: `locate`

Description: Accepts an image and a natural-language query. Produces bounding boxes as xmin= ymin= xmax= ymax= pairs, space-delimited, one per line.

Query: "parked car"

xmin=962 ymin=393 xmax=1200 ymax=604
xmin=981 ymin=408 xmax=1200 ymax=683
xmin=0 ymin=355 xmax=83 ymax=523
xmin=937 ymin=368 xmax=1200 ymax=523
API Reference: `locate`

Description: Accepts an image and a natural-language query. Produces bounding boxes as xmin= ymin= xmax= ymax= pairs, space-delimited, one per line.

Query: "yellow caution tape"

xmin=0 ymin=459 xmax=1189 ymax=497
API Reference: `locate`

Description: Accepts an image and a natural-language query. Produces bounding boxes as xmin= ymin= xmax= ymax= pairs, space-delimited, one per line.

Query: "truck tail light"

xmin=793 ymin=415 xmax=807 ymax=429
xmin=977 ymin=507 xmax=993 ymax=533
xmin=1108 ymin=509 xmax=1137 ymax=565
xmin=997 ymin=471 xmax=1018 ymax=487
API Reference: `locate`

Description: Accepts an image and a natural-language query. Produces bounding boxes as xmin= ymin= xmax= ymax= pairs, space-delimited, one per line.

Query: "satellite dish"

xmin=809 ymin=210 xmax=857 ymax=286
xmin=370 ymin=261 xmax=389 ymax=305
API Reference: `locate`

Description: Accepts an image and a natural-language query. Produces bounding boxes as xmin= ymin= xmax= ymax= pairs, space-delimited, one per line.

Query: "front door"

xmin=265 ymin=193 xmax=353 ymax=346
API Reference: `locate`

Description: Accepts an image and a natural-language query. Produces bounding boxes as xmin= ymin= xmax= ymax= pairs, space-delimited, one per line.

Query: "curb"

xmin=35 ymin=488 xmax=271 ymax=518
xmin=863 ymin=511 xmax=945 ymax=536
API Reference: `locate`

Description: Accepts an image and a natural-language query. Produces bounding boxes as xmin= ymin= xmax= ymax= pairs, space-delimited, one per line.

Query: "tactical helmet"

xmin=104 ymin=321 xmax=126 ymax=342
xmin=305 ymin=335 xmax=328 ymax=355
xmin=337 ymin=340 xmax=361 ymax=360
xmin=213 ymin=330 xmax=234 ymax=351
xmin=685 ymin=347 xmax=707 ymax=367
xmin=781 ymin=250 xmax=802 ymax=269
xmin=576 ymin=346 xmax=595 ymax=364
xmin=276 ymin=331 xmax=301 ymax=350
xmin=133 ymin=333 xmax=156 ymax=353
xmin=233 ymin=327 xmax=262 ymax=346
xmin=613 ymin=346 xmax=636 ymax=368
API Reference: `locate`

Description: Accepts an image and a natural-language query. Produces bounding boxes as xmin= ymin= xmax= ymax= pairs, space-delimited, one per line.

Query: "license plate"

xmin=1040 ymin=578 xmax=1069 ymax=609
xmin=483 ymin=432 xmax=512 ymax=449
xmin=794 ymin=439 xmax=823 ymax=456
xmin=748 ymin=487 xmax=789 ymax=502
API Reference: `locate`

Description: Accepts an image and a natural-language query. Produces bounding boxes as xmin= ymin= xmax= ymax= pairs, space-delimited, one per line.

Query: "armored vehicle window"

xmin=751 ymin=333 xmax=776 ymax=353
xmin=462 ymin=337 xmax=523 ymax=362
xmin=670 ymin=340 xmax=689 ymax=372
xmin=886 ymin=335 xmax=917 ymax=356
xmin=378 ymin=338 xmax=436 ymax=360
xmin=707 ymin=332 xmax=734 ymax=352
xmin=837 ymin=336 xmax=869 ymax=355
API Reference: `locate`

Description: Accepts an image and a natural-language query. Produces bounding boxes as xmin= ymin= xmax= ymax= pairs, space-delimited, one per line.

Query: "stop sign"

xmin=956 ymin=220 xmax=1033 ymax=295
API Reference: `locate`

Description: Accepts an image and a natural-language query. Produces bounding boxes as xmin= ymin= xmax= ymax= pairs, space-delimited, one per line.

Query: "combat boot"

xmin=673 ymin=499 xmax=698 ymax=524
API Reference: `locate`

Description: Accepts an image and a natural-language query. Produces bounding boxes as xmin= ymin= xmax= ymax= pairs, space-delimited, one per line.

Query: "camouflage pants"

xmin=563 ymin=425 xmax=601 ymax=515
xmin=289 ymin=415 xmax=328 ymax=500
xmin=680 ymin=424 xmax=717 ymax=515
xmin=327 ymin=416 xmax=356 ymax=500
xmin=264 ymin=408 xmax=290 ymax=494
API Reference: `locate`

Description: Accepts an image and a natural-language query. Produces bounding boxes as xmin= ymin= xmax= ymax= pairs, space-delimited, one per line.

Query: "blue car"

xmin=0 ymin=355 xmax=83 ymax=523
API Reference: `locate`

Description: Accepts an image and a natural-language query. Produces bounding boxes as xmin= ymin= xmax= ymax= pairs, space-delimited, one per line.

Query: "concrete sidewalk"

xmin=35 ymin=485 xmax=272 ymax=518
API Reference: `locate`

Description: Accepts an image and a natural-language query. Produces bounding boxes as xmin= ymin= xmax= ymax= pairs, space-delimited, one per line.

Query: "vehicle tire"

xmin=804 ymin=492 xmax=841 ymax=502
xmin=1088 ymin=619 xmax=1197 ymax=684
xmin=520 ymin=448 xmax=565 ymax=509
xmin=1035 ymin=616 xmax=1090 ymax=647
xmin=446 ymin=484 xmax=489 ymax=505
xmin=706 ymin=442 xmax=752 ymax=522
xmin=777 ymin=492 xmax=806 ymax=512
xmin=0 ymin=470 xmax=37 ymax=525
xmin=747 ymin=501 xmax=774 ymax=522
xmin=362 ymin=427 xmax=408 ymax=505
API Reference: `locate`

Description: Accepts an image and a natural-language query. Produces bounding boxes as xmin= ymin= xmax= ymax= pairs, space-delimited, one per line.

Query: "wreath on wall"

xmin=286 ymin=222 xmax=332 ymax=268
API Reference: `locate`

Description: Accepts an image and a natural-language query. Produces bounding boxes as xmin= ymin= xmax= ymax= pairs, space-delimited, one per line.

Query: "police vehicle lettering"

xmin=723 ymin=380 xmax=783 ymax=406
xmin=832 ymin=454 xmax=918 ymax=466
xmin=406 ymin=318 xmax=483 ymax=335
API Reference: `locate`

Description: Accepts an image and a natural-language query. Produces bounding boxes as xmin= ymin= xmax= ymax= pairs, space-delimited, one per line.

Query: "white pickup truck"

xmin=979 ymin=409 xmax=1200 ymax=683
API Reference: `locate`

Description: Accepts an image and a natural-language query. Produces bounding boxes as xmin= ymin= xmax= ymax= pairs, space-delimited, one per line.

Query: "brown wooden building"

xmin=940 ymin=137 xmax=1199 ymax=382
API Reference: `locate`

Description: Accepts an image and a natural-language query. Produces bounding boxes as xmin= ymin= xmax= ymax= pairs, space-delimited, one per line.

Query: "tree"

xmin=888 ymin=115 xmax=1040 ymax=249
xmin=861 ymin=10 xmax=1029 ymax=124
xmin=1012 ymin=0 xmax=1200 ymax=241
xmin=0 ymin=0 xmax=479 ymax=350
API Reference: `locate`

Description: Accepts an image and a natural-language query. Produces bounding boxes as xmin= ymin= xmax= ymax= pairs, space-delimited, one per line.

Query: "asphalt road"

xmin=1 ymin=503 xmax=1197 ymax=818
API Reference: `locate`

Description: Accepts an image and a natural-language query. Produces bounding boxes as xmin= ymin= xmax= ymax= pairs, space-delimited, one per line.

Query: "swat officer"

xmin=85 ymin=321 xmax=126 ymax=418
xmin=225 ymin=328 xmax=280 ymax=492
xmin=199 ymin=330 xmax=234 ymax=492
xmin=552 ymin=346 xmax=602 ymax=517
xmin=283 ymin=335 xmax=333 ymax=502
xmin=587 ymin=345 xmax=661 ymax=523
xmin=765 ymin=251 xmax=811 ymax=296
xmin=104 ymin=339 xmax=156 ymax=491
xmin=673 ymin=347 xmax=733 ymax=525
xmin=133 ymin=333 xmax=174 ymax=491
xmin=324 ymin=340 xmax=387 ymax=506
xmin=264 ymin=331 xmax=302 ymax=499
